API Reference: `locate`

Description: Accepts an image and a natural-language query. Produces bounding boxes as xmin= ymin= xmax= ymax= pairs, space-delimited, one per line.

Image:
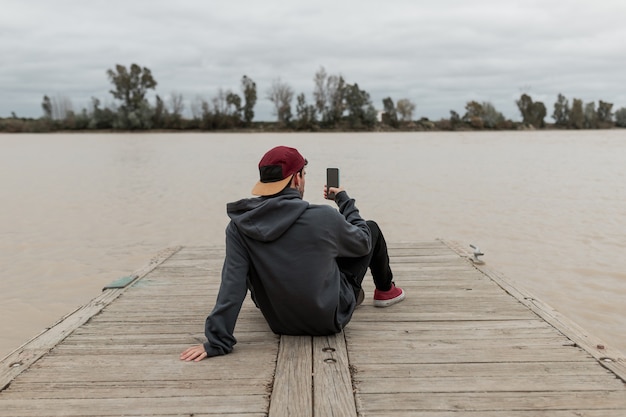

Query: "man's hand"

xmin=180 ymin=345 xmax=208 ymax=362
xmin=324 ymin=185 xmax=345 ymax=200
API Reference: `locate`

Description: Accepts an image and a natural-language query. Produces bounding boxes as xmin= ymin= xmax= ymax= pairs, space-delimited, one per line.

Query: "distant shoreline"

xmin=1 ymin=119 xmax=622 ymax=134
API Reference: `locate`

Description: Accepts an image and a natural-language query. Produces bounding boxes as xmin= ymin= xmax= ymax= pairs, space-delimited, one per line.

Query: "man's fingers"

xmin=180 ymin=347 xmax=196 ymax=359
xmin=181 ymin=352 xmax=200 ymax=362
xmin=180 ymin=345 xmax=207 ymax=361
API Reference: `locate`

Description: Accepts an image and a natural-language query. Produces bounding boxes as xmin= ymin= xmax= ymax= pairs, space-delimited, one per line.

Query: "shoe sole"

xmin=373 ymin=290 xmax=406 ymax=308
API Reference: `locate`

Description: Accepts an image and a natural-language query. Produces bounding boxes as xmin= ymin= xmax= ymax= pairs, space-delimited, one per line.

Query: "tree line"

xmin=2 ymin=63 xmax=626 ymax=133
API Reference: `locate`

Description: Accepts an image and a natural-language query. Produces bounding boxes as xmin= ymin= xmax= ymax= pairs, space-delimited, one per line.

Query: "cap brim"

xmin=251 ymin=174 xmax=293 ymax=196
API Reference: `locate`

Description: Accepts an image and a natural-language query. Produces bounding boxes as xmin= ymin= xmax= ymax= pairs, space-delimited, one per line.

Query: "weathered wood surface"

xmin=0 ymin=246 xmax=278 ymax=416
xmin=348 ymin=241 xmax=626 ymax=417
xmin=268 ymin=333 xmax=357 ymax=417
xmin=1 ymin=241 xmax=625 ymax=416
xmin=0 ymin=246 xmax=182 ymax=392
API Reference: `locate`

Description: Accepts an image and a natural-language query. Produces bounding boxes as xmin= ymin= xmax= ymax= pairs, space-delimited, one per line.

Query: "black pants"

xmin=337 ymin=220 xmax=394 ymax=297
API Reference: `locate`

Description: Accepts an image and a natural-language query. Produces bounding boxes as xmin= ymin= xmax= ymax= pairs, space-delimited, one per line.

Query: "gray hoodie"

xmin=203 ymin=188 xmax=371 ymax=357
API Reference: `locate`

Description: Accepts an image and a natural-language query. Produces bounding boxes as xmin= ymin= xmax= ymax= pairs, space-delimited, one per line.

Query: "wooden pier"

xmin=1 ymin=241 xmax=625 ymax=416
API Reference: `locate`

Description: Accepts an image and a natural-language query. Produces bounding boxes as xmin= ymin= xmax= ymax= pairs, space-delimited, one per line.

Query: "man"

xmin=181 ymin=146 xmax=404 ymax=361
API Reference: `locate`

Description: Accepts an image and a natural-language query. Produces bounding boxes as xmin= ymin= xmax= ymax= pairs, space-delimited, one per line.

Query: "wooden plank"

xmin=19 ymin=348 xmax=279 ymax=382
xmin=348 ymin=319 xmax=555 ymax=332
xmin=69 ymin=321 xmax=268 ymax=334
xmin=348 ymin=345 xmax=590 ymax=364
xmin=268 ymin=336 xmax=313 ymax=417
xmin=4 ymin=379 xmax=270 ymax=399
xmin=0 ymin=395 xmax=268 ymax=416
xmin=347 ymin=335 xmax=573 ymax=350
xmin=268 ymin=333 xmax=358 ymax=417
xmin=312 ymin=333 xmax=357 ymax=417
xmin=359 ymin=411 xmax=626 ymax=417
xmin=356 ymin=374 xmax=625 ymax=393
xmin=57 ymin=332 xmax=275 ymax=346
xmin=354 ymin=311 xmax=535 ymax=322
xmin=358 ymin=391 xmax=626 ymax=413
xmin=353 ymin=361 xmax=613 ymax=378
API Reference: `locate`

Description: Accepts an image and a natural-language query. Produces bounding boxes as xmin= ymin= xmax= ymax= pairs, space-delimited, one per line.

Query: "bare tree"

xmin=168 ymin=92 xmax=185 ymax=117
xmin=313 ymin=67 xmax=328 ymax=116
xmin=191 ymin=96 xmax=205 ymax=120
xmin=481 ymin=102 xmax=505 ymax=128
xmin=51 ymin=95 xmax=74 ymax=120
xmin=313 ymin=67 xmax=345 ymax=126
xmin=267 ymin=78 xmax=294 ymax=124
xmin=396 ymin=99 xmax=416 ymax=121
xmin=212 ymin=88 xmax=230 ymax=115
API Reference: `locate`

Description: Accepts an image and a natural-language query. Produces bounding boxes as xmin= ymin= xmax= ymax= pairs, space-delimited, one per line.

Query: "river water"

xmin=1 ymin=131 xmax=625 ymax=358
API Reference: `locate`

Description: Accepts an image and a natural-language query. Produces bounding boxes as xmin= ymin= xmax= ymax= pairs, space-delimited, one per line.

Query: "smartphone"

xmin=326 ymin=168 xmax=340 ymax=200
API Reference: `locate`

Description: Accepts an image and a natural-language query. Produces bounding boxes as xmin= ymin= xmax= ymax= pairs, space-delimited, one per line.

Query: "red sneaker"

xmin=373 ymin=283 xmax=405 ymax=307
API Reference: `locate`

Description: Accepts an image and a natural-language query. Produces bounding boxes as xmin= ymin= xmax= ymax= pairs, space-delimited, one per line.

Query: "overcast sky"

xmin=2 ymin=0 xmax=626 ymax=122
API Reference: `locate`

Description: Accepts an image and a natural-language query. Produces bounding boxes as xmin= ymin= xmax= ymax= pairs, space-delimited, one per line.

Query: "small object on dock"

xmin=469 ymin=244 xmax=485 ymax=264
xmin=102 ymin=275 xmax=138 ymax=290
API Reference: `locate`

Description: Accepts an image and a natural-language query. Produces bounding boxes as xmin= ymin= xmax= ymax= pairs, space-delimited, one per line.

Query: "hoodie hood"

xmin=227 ymin=188 xmax=309 ymax=242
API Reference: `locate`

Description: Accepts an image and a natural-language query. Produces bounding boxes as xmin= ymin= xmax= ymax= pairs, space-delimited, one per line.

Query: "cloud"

xmin=2 ymin=0 xmax=626 ymax=121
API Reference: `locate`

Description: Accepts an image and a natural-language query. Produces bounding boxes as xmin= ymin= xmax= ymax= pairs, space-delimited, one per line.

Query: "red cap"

xmin=251 ymin=146 xmax=307 ymax=196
